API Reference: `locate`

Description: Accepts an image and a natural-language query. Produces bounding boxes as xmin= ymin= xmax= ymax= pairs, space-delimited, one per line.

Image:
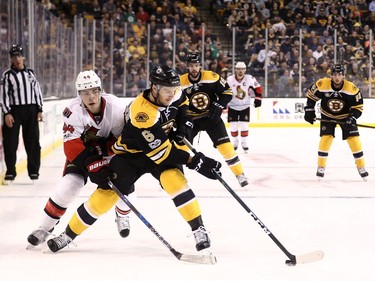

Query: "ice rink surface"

xmin=0 ymin=127 xmax=374 ymax=281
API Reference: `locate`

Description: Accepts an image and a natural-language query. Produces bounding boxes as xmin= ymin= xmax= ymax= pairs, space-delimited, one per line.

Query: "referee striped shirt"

xmin=1 ymin=66 xmax=43 ymax=115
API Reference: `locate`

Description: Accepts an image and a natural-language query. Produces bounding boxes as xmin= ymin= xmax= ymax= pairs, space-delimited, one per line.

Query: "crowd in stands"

xmin=36 ymin=0 xmax=375 ymax=97
xmin=214 ymin=0 xmax=375 ymax=96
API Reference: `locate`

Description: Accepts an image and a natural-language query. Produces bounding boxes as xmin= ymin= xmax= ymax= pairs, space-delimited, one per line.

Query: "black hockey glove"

xmin=173 ymin=120 xmax=194 ymax=145
xmin=344 ymin=114 xmax=357 ymax=130
xmin=254 ymin=99 xmax=262 ymax=108
xmin=85 ymin=155 xmax=112 ymax=187
xmin=209 ymin=102 xmax=224 ymax=122
xmin=186 ymin=152 xmax=222 ymax=180
xmin=304 ymin=106 xmax=316 ymax=124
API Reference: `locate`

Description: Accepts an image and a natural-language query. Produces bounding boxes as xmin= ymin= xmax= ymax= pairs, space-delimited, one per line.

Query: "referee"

xmin=1 ymin=44 xmax=43 ymax=183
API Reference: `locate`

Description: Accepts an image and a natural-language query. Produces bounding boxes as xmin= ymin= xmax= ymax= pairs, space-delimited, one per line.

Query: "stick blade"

xmin=296 ymin=250 xmax=324 ymax=264
xmin=179 ymin=252 xmax=217 ymax=265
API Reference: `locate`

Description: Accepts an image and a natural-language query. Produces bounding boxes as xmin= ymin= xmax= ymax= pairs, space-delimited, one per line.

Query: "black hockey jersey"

xmin=112 ymin=89 xmax=191 ymax=165
xmin=180 ymin=70 xmax=232 ymax=119
xmin=306 ymin=77 xmax=363 ymax=119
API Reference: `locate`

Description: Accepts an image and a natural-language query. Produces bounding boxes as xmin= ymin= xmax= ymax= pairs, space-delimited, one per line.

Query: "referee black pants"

xmin=2 ymin=105 xmax=41 ymax=178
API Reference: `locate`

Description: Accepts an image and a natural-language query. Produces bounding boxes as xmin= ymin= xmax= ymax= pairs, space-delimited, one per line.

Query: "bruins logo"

xmin=135 ymin=112 xmax=149 ymax=122
xmin=327 ymin=99 xmax=345 ymax=113
xmin=191 ymin=92 xmax=210 ymax=111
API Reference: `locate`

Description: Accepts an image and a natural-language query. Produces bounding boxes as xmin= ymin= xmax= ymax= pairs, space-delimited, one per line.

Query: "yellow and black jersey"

xmin=306 ymin=77 xmax=363 ymax=119
xmin=112 ymin=89 xmax=190 ymax=166
xmin=180 ymin=70 xmax=232 ymax=119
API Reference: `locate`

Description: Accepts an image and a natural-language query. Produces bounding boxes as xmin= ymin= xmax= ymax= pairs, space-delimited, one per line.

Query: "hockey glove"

xmin=304 ymin=106 xmax=316 ymax=124
xmin=85 ymin=155 xmax=112 ymax=187
xmin=172 ymin=120 xmax=194 ymax=145
xmin=186 ymin=152 xmax=222 ymax=180
xmin=254 ymin=99 xmax=262 ymax=108
xmin=344 ymin=114 xmax=357 ymax=130
xmin=209 ymin=102 xmax=224 ymax=122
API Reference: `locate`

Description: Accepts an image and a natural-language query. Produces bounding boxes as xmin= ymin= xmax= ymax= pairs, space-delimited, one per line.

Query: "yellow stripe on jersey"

xmin=319 ymin=110 xmax=347 ymax=120
xmin=146 ymin=139 xmax=172 ymax=164
xmin=222 ymin=88 xmax=233 ymax=97
xmin=112 ymin=135 xmax=142 ymax=154
xmin=351 ymin=104 xmax=363 ymax=113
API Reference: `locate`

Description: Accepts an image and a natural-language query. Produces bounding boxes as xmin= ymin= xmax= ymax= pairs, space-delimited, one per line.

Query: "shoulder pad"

xmin=129 ymin=95 xmax=159 ymax=129
xmin=342 ymin=80 xmax=359 ymax=94
xmin=315 ymin=78 xmax=331 ymax=90
xmin=201 ymin=70 xmax=220 ymax=82
xmin=180 ymin=73 xmax=190 ymax=87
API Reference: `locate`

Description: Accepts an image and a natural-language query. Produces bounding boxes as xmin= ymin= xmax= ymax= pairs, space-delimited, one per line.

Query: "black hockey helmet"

xmin=186 ymin=52 xmax=201 ymax=64
xmin=150 ymin=65 xmax=180 ymax=87
xmin=330 ymin=64 xmax=345 ymax=75
xmin=9 ymin=44 xmax=24 ymax=56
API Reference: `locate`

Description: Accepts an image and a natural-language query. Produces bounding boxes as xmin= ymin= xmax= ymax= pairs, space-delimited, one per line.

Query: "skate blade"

xmin=26 ymin=244 xmax=36 ymax=250
xmin=2 ymin=180 xmax=13 ymax=185
xmin=42 ymin=244 xmax=52 ymax=253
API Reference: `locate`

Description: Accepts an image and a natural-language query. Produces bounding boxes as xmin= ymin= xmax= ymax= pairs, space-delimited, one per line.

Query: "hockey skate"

xmin=47 ymin=232 xmax=73 ymax=253
xmin=2 ymin=174 xmax=15 ymax=185
xmin=316 ymin=166 xmax=325 ymax=180
xmin=241 ymin=142 xmax=249 ymax=154
xmin=236 ymin=173 xmax=249 ymax=187
xmin=115 ymin=214 xmax=130 ymax=238
xmin=357 ymin=167 xmax=369 ymax=181
xmin=193 ymin=226 xmax=211 ymax=251
xmin=27 ymin=227 xmax=53 ymax=248
xmin=233 ymin=140 xmax=238 ymax=151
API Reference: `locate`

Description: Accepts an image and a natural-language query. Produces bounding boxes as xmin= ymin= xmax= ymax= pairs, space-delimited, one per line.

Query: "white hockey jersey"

xmin=62 ymin=93 xmax=128 ymax=162
xmin=227 ymin=74 xmax=261 ymax=111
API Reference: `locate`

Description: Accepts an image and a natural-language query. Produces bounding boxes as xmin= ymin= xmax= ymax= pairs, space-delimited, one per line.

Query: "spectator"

xmin=370 ymin=0 xmax=375 ymax=12
xmin=277 ymin=69 xmax=293 ymax=97
xmin=128 ymin=39 xmax=146 ymax=60
xmin=319 ymin=30 xmax=333 ymax=45
xmin=312 ymin=45 xmax=324 ymax=64
xmin=124 ymin=5 xmax=136 ymax=23
xmin=136 ymin=5 xmax=149 ymax=23
xmin=132 ymin=18 xmax=146 ymax=39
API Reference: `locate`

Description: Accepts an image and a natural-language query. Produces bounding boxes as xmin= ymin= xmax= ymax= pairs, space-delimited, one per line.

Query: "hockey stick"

xmin=182 ymin=138 xmax=324 ymax=266
xmin=107 ymin=180 xmax=216 ymax=265
xmin=315 ymin=118 xmax=375 ymax=129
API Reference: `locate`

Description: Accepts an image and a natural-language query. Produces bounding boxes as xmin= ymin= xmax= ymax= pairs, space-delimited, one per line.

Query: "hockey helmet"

xmin=150 ymin=65 xmax=180 ymax=87
xmin=186 ymin=52 xmax=201 ymax=64
xmin=235 ymin=62 xmax=246 ymax=69
xmin=75 ymin=70 xmax=102 ymax=92
xmin=330 ymin=64 xmax=345 ymax=75
xmin=9 ymin=44 xmax=24 ymax=56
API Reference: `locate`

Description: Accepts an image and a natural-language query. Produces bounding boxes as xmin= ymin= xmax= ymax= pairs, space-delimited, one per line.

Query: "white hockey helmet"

xmin=75 ymin=70 xmax=102 ymax=94
xmin=235 ymin=62 xmax=246 ymax=69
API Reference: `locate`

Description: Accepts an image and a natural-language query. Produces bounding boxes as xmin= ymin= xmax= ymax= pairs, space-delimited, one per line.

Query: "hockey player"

xmin=27 ymin=70 xmax=134 ymax=248
xmin=227 ymin=61 xmax=262 ymax=152
xmin=180 ymin=53 xmax=249 ymax=187
xmin=304 ymin=64 xmax=369 ymax=180
xmin=46 ymin=65 xmax=222 ymax=253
